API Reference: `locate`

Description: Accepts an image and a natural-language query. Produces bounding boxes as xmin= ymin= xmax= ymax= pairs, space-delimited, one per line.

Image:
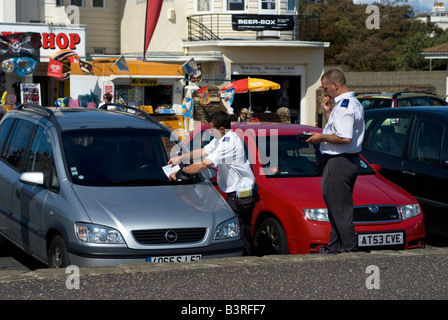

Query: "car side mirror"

xmin=20 ymin=172 xmax=45 ymax=186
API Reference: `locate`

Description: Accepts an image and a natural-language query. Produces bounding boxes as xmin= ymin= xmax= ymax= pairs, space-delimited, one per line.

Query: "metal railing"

xmin=187 ymin=14 xmax=321 ymax=42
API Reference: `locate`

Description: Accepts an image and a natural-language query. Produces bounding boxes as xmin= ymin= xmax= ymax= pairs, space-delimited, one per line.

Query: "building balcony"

xmin=187 ymin=14 xmax=321 ymax=42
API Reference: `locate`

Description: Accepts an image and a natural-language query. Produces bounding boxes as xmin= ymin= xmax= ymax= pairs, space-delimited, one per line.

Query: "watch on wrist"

xmin=175 ymin=166 xmax=192 ymax=181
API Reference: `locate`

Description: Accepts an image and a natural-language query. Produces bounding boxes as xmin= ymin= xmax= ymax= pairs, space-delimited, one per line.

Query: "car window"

xmin=365 ymin=115 xmax=410 ymax=156
xmin=409 ymin=117 xmax=444 ymax=165
xmin=358 ymin=98 xmax=392 ymax=109
xmin=24 ymin=126 xmax=59 ymax=191
xmin=411 ymin=97 xmax=431 ymax=106
xmin=428 ymin=97 xmax=447 ymax=106
xmin=2 ymin=119 xmax=35 ymax=170
xmin=397 ymin=98 xmax=411 ymax=107
xmin=25 ymin=126 xmax=53 ymax=172
xmin=0 ymin=118 xmax=15 ymax=152
xmin=442 ymin=129 xmax=448 ymax=163
xmin=62 ymin=129 xmax=183 ymax=186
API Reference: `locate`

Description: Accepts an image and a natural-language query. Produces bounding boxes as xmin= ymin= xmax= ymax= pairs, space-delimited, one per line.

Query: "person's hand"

xmin=306 ymin=132 xmax=325 ymax=144
xmin=169 ymin=171 xmax=178 ymax=181
xmin=168 ymin=155 xmax=183 ymax=167
xmin=321 ymin=95 xmax=332 ymax=113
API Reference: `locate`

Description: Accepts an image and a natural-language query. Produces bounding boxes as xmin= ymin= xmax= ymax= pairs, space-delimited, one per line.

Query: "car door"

xmin=400 ymin=116 xmax=448 ymax=236
xmin=362 ymin=113 xmax=411 ymax=183
xmin=10 ymin=124 xmax=57 ymax=257
xmin=0 ymin=118 xmax=16 ymax=235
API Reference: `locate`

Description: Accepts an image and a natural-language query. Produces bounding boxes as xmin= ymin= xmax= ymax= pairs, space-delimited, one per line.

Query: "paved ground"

xmin=0 ymin=246 xmax=447 ymax=303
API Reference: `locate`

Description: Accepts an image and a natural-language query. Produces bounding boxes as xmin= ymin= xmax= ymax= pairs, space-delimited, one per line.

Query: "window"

xmin=25 ymin=127 xmax=59 ymax=191
xmin=92 ymin=0 xmax=106 ymax=8
xmin=0 ymin=118 xmax=15 ymax=153
xmin=261 ymin=0 xmax=276 ymax=10
xmin=25 ymin=127 xmax=53 ymax=173
xmin=410 ymin=117 xmax=444 ymax=165
xmin=3 ymin=120 xmax=35 ymax=170
xmin=196 ymin=0 xmax=212 ymax=12
xmin=366 ymin=115 xmax=410 ymax=156
xmin=70 ymin=0 xmax=85 ymax=7
xmin=225 ymin=0 xmax=246 ymax=12
xmin=287 ymin=0 xmax=297 ymax=12
xmin=56 ymin=0 xmax=64 ymax=6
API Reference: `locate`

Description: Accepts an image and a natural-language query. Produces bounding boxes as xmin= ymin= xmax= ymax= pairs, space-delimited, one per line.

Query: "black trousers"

xmin=321 ymin=154 xmax=360 ymax=253
xmin=226 ymin=192 xmax=253 ymax=255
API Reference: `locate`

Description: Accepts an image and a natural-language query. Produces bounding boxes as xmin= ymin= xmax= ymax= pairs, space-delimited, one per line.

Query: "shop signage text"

xmin=232 ymin=15 xmax=294 ymax=31
xmin=1 ymin=32 xmax=81 ymax=51
xmin=131 ymin=78 xmax=158 ymax=86
xmin=0 ymin=24 xmax=86 ymax=60
xmin=232 ymin=64 xmax=302 ymax=76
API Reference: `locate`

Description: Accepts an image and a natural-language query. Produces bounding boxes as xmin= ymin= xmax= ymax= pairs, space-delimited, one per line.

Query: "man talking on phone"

xmin=306 ymin=69 xmax=365 ymax=254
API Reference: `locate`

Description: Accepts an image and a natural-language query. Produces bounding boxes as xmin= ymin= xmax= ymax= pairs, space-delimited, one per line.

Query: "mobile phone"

xmin=297 ymin=131 xmax=312 ymax=141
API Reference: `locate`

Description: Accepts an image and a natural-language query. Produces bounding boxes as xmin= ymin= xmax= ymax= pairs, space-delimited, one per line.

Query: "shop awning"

xmin=70 ymin=58 xmax=184 ymax=78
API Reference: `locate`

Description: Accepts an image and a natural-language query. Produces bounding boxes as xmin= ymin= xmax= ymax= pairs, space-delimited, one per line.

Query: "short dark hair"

xmin=208 ymin=111 xmax=231 ymax=129
xmin=103 ymin=93 xmax=112 ymax=102
xmin=321 ymin=68 xmax=346 ymax=86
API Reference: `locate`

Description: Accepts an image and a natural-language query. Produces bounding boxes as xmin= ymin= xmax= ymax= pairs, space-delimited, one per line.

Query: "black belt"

xmin=323 ymin=152 xmax=359 ymax=159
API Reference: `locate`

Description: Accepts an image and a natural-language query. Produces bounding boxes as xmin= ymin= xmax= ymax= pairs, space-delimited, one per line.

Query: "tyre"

xmin=254 ymin=217 xmax=289 ymax=255
xmin=48 ymin=235 xmax=71 ymax=268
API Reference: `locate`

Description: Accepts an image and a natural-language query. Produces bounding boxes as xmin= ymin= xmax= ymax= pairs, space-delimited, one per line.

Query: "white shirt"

xmin=320 ymin=91 xmax=365 ymax=155
xmin=204 ymin=130 xmax=255 ymax=193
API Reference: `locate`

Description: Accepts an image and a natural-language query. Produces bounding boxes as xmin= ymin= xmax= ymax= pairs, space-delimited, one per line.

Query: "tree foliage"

xmin=299 ymin=0 xmax=448 ymax=71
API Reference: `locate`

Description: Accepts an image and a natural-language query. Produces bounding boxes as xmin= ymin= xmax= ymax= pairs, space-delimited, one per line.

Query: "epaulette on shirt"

xmin=341 ymin=99 xmax=350 ymax=108
xmin=223 ymin=137 xmax=230 ymax=142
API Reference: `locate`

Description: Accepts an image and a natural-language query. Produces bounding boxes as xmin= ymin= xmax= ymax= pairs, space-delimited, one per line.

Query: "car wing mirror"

xmin=20 ymin=172 xmax=45 ymax=186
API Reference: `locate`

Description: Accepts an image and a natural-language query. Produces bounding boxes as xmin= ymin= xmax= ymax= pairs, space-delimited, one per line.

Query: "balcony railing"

xmin=187 ymin=14 xmax=321 ymax=42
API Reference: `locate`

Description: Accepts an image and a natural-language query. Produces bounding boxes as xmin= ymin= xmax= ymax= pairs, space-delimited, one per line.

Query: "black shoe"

xmin=318 ymin=246 xmax=337 ymax=255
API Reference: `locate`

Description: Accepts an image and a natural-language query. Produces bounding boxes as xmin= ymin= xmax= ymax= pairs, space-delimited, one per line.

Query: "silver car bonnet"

xmin=71 ymin=182 xmax=234 ymax=248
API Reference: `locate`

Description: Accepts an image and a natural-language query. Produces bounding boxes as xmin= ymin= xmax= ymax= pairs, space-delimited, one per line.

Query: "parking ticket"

xmin=163 ymin=164 xmax=180 ymax=178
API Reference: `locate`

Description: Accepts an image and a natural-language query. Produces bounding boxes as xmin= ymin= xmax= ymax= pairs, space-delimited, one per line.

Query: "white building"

xmin=416 ymin=1 xmax=448 ymax=31
xmin=0 ymin=0 xmax=329 ymax=126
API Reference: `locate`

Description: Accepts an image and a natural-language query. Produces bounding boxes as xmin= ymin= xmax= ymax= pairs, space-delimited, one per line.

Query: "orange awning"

xmin=70 ymin=58 xmax=183 ymax=77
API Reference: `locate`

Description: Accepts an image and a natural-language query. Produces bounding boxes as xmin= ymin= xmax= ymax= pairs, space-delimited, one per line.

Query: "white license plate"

xmin=146 ymin=255 xmax=202 ymax=263
xmin=358 ymin=232 xmax=404 ymax=247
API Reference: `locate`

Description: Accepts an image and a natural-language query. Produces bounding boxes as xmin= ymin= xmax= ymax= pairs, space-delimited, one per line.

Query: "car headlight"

xmin=215 ymin=217 xmax=239 ymax=240
xmin=399 ymin=204 xmax=421 ymax=220
xmin=75 ymin=222 xmax=125 ymax=244
xmin=304 ymin=208 xmax=330 ymax=222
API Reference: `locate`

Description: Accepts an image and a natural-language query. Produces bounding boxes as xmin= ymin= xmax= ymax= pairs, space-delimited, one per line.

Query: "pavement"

xmin=0 ymin=246 xmax=447 ymax=304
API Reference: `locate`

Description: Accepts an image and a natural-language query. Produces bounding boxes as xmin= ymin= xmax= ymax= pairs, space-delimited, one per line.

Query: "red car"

xmin=186 ymin=122 xmax=425 ymax=255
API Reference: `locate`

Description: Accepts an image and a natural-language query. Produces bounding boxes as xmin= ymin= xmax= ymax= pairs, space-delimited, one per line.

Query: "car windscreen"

xmin=261 ymin=134 xmax=374 ymax=178
xmin=62 ymin=128 xmax=196 ymax=186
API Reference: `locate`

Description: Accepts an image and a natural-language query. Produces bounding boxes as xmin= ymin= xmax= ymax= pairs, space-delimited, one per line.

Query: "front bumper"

xmin=67 ymin=239 xmax=244 ymax=267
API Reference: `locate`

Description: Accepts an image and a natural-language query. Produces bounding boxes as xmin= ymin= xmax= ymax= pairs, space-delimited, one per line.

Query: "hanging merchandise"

xmin=14 ymin=57 xmax=38 ymax=77
xmin=50 ymin=49 xmax=81 ymax=81
xmin=1 ymin=59 xmax=15 ymax=73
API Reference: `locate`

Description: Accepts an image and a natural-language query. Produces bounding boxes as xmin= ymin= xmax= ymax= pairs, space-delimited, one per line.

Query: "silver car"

xmin=0 ymin=105 xmax=242 ymax=268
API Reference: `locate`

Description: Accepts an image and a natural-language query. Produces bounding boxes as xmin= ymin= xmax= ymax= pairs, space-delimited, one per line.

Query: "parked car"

xmin=186 ymin=122 xmax=425 ymax=255
xmin=356 ymin=91 xmax=448 ymax=109
xmin=0 ymin=104 xmax=243 ymax=268
xmin=362 ymin=106 xmax=448 ymax=240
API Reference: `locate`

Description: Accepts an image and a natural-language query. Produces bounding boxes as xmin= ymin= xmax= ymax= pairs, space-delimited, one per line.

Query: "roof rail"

xmin=98 ymin=103 xmax=167 ymax=129
xmin=14 ymin=103 xmax=56 ymax=118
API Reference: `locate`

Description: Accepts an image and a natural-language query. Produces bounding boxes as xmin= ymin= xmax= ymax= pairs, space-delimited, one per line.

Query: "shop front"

xmin=69 ymin=58 xmax=186 ymax=136
xmin=0 ymin=22 xmax=86 ymax=107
